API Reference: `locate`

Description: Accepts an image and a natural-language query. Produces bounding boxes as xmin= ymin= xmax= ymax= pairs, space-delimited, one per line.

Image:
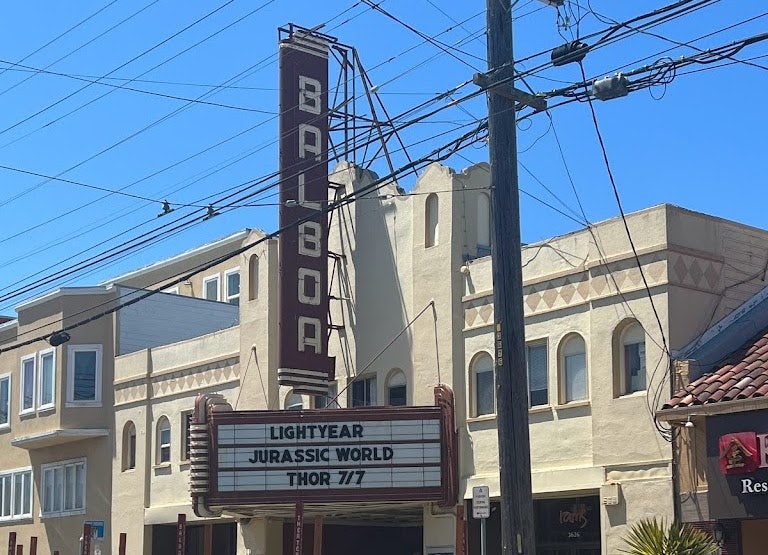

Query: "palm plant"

xmin=619 ymin=518 xmax=719 ymax=555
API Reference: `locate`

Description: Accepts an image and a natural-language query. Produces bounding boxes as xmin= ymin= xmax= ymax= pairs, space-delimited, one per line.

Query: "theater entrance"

xmin=283 ymin=506 xmax=424 ymax=555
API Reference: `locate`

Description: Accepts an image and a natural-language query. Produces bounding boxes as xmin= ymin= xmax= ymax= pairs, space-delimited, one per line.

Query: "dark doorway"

xmin=283 ymin=522 xmax=423 ymax=555
xmin=151 ymin=522 xmax=237 ymax=555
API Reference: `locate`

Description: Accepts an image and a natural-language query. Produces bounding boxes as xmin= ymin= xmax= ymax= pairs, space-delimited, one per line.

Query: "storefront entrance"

xmin=467 ymin=496 xmax=601 ymax=555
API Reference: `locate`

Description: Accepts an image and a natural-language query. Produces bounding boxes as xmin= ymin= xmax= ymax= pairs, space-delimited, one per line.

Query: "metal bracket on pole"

xmin=473 ymin=69 xmax=547 ymax=112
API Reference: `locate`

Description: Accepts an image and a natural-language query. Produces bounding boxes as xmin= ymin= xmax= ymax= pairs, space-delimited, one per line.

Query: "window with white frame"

xmin=157 ymin=416 xmax=171 ymax=464
xmin=203 ymin=274 xmax=220 ymax=301
xmin=560 ymin=334 xmax=588 ymax=403
xmin=41 ymin=459 xmax=85 ymax=517
xmin=225 ymin=268 xmax=240 ymax=305
xmin=0 ymin=468 xmax=32 ymax=520
xmin=67 ymin=345 xmax=102 ymax=405
xmin=471 ymin=353 xmax=495 ymax=417
xmin=527 ymin=342 xmax=548 ymax=407
xmin=350 ymin=377 xmax=377 ymax=407
xmin=38 ymin=348 xmax=55 ymax=410
xmin=0 ymin=374 xmax=10 ymax=427
xmin=20 ymin=355 xmax=35 ymax=414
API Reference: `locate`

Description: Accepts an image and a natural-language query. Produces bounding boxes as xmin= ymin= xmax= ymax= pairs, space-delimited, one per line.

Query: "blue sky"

xmin=0 ymin=0 xmax=765 ymax=314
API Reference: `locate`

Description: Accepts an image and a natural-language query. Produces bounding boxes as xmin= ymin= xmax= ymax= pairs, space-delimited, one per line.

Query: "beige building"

xmin=0 ymin=232 xmax=251 ymax=554
xmin=109 ymin=162 xmax=768 ymax=555
xmin=2 ymin=162 xmax=767 ymax=555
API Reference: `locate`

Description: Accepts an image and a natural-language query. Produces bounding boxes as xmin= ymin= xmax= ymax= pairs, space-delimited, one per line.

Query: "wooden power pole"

xmin=483 ymin=0 xmax=536 ymax=553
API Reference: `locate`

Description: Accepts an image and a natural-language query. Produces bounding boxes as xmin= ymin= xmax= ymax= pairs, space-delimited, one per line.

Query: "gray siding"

xmin=115 ymin=286 xmax=239 ymax=355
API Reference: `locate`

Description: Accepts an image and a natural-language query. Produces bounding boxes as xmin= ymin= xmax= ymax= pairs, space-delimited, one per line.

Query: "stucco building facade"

xmin=2 ymin=162 xmax=768 ymax=554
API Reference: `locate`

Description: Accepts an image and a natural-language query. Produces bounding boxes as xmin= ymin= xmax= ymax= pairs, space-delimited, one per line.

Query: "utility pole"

xmin=483 ymin=0 xmax=536 ymax=553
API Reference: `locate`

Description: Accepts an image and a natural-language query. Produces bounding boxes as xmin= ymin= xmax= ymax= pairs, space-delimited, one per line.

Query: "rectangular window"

xmin=39 ymin=349 xmax=55 ymax=409
xmin=225 ymin=269 xmax=240 ymax=305
xmin=475 ymin=370 xmax=494 ymax=416
xmin=20 ymin=356 xmax=35 ymax=414
xmin=313 ymin=384 xmax=338 ymax=409
xmin=625 ymin=342 xmax=646 ymax=393
xmin=182 ymin=412 xmax=192 ymax=461
xmin=159 ymin=427 xmax=171 ymax=464
xmin=203 ymin=274 xmax=220 ymax=301
xmin=351 ymin=377 xmax=377 ymax=407
xmin=67 ymin=345 xmax=102 ymax=406
xmin=0 ymin=374 xmax=10 ymax=427
xmin=41 ymin=459 xmax=85 ymax=517
xmin=527 ymin=343 xmax=548 ymax=407
xmin=0 ymin=468 xmax=32 ymax=520
xmin=565 ymin=353 xmax=587 ymax=402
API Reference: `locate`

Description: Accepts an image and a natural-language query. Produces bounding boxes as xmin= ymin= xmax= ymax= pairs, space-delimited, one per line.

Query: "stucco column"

xmin=423 ymin=505 xmax=457 ymax=554
xmin=237 ymin=517 xmax=283 ymax=555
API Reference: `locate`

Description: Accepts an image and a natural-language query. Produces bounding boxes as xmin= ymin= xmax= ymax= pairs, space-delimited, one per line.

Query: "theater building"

xmin=104 ymin=156 xmax=768 ymax=554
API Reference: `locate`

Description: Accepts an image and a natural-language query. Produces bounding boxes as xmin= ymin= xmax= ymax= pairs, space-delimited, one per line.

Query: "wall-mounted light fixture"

xmin=684 ymin=415 xmax=695 ymax=429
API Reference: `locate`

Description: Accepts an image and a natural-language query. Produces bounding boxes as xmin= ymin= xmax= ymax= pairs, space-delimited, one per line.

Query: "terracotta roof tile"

xmin=663 ymin=328 xmax=768 ymax=410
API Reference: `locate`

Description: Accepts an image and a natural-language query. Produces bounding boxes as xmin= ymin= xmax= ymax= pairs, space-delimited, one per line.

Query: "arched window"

xmin=156 ymin=416 xmax=171 ymax=464
xmin=477 ymin=193 xmax=491 ymax=256
xmin=470 ymin=353 xmax=495 ymax=416
xmin=617 ymin=321 xmax=646 ymax=394
xmin=387 ymin=370 xmax=407 ymax=406
xmin=425 ymin=193 xmax=439 ymax=248
xmin=285 ymin=392 xmax=303 ymax=410
xmin=122 ymin=421 xmax=136 ymax=471
xmin=249 ymin=254 xmax=259 ymax=300
xmin=559 ymin=334 xmax=587 ymax=403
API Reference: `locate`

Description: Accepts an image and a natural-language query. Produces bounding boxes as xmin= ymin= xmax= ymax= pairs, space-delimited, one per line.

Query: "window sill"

xmin=37 ymin=406 xmax=56 ymax=415
xmin=0 ymin=515 xmax=32 ymax=524
xmin=153 ymin=462 xmax=171 ymax=470
xmin=121 ymin=468 xmax=136 ymax=474
xmin=556 ymin=400 xmax=591 ymax=410
xmin=65 ymin=402 xmax=102 ymax=408
xmin=41 ymin=508 xmax=86 ymax=519
xmin=528 ymin=405 xmax=552 ymax=414
xmin=180 ymin=461 xmax=191 ymax=471
xmin=0 ymin=424 xmax=10 ymax=433
xmin=467 ymin=414 xmax=496 ymax=423
xmin=19 ymin=409 xmax=35 ymax=418
xmin=616 ymin=390 xmax=647 ymax=400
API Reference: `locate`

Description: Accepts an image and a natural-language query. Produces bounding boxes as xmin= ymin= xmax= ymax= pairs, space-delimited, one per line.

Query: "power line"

xmin=0 ymin=0 xmax=162 ymax=100
xmin=0 ymin=121 xmax=488 ymax=352
xmin=0 ymin=0 xmax=120 ymax=81
xmin=0 ymin=0 xmax=240 ymax=140
xmin=0 ymin=59 xmax=277 ymax=113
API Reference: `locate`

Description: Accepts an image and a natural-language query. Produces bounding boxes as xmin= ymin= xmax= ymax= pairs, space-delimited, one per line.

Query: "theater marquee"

xmin=190 ymin=386 xmax=458 ymax=515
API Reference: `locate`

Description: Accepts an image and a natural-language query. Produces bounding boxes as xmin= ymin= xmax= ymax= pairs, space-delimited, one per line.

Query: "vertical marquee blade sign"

xmin=277 ymin=29 xmax=335 ymax=395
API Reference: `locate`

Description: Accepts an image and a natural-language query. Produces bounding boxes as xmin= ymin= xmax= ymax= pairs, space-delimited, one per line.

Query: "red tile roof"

xmin=663 ymin=330 xmax=768 ymax=409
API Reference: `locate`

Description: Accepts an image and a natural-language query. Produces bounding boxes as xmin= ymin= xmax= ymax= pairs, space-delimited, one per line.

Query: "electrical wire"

xmin=0 ymin=120 xmax=489 ymax=352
